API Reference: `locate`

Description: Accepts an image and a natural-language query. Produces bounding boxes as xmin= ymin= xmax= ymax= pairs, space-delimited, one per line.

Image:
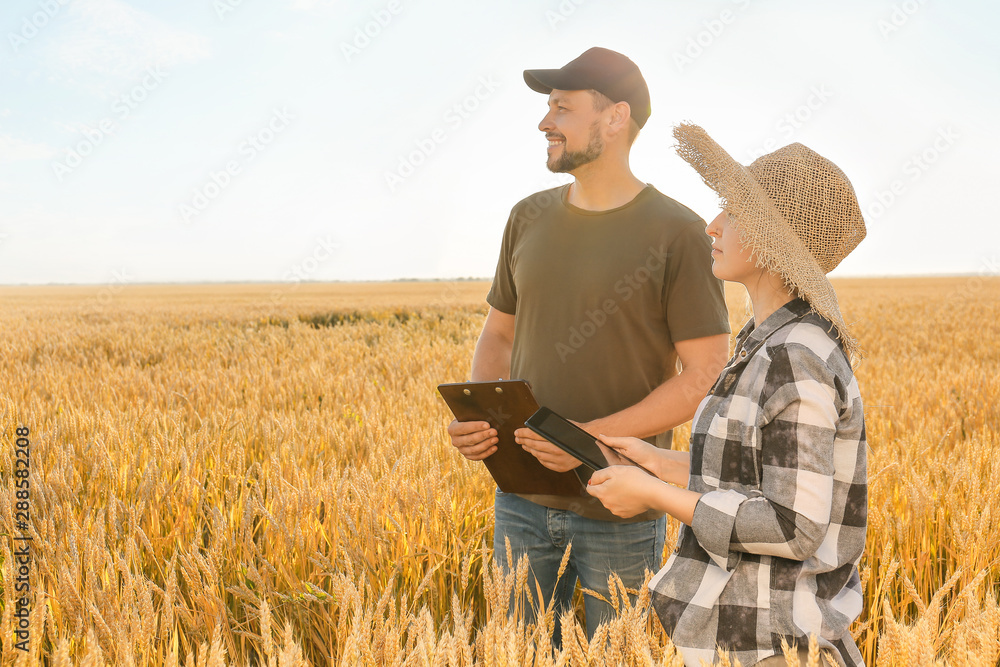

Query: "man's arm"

xmin=515 ymin=333 xmax=730 ymax=471
xmin=584 ymin=333 xmax=729 ymax=438
xmin=447 ymin=307 xmax=515 ymax=461
xmin=469 ymin=307 xmax=514 ymax=382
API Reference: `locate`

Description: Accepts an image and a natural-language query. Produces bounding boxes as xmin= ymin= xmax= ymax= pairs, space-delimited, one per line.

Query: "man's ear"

xmin=607 ymin=101 xmax=633 ymax=137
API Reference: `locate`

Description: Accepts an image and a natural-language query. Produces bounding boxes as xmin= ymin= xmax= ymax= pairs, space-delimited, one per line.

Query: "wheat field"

xmin=1 ymin=277 xmax=998 ymax=666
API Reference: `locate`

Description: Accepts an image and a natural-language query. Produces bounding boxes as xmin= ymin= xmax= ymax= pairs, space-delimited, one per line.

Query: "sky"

xmin=1 ymin=0 xmax=998 ymax=285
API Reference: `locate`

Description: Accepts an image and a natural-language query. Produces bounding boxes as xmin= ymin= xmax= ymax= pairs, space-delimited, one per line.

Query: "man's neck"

xmin=565 ymin=156 xmax=646 ymax=211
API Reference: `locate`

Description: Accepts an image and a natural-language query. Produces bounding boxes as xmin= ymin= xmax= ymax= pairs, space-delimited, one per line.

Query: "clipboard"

xmin=437 ymin=379 xmax=586 ymax=496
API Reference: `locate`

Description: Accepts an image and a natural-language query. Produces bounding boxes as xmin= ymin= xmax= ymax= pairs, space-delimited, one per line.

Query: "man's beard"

xmin=547 ymin=121 xmax=604 ymax=173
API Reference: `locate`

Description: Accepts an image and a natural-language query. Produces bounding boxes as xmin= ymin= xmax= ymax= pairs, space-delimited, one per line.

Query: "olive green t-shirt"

xmin=486 ymin=184 xmax=730 ymax=521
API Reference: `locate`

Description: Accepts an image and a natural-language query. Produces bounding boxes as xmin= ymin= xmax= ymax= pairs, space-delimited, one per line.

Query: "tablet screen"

xmin=525 ymin=407 xmax=608 ymax=471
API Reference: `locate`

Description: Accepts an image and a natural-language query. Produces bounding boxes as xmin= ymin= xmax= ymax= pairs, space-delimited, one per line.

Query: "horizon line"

xmin=1 ymin=272 xmax=997 ymax=288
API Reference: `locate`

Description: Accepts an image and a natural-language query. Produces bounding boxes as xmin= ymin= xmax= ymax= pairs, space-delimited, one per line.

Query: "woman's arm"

xmin=586 ymin=434 xmax=697 ymax=521
xmin=692 ymin=340 xmax=863 ymax=568
xmin=586 ymin=466 xmax=702 ymax=523
xmin=595 ymin=434 xmax=691 ymax=486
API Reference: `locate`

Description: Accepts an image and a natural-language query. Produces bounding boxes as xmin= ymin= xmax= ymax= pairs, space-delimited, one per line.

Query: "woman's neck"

xmin=744 ymin=271 xmax=795 ymax=329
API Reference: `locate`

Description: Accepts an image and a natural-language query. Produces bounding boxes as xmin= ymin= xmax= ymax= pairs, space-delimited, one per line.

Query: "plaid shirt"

xmin=649 ymin=298 xmax=867 ymax=667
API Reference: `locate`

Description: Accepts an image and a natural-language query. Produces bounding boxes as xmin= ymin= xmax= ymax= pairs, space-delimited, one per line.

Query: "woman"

xmin=587 ymin=124 xmax=868 ymax=667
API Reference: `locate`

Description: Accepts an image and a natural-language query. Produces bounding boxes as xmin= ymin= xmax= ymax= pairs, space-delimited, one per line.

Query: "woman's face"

xmin=705 ymin=210 xmax=759 ymax=284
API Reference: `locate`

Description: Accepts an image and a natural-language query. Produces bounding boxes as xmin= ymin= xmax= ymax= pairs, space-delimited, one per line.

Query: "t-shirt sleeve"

xmin=486 ymin=212 xmax=517 ymax=315
xmin=661 ymin=224 xmax=731 ymax=343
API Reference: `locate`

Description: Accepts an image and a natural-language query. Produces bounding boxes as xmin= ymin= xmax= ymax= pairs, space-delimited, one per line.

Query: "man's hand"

xmin=514 ymin=427 xmax=581 ymax=472
xmin=586 ymin=465 xmax=661 ymax=518
xmin=448 ymin=307 xmax=513 ymax=462
xmin=448 ymin=420 xmax=498 ymax=461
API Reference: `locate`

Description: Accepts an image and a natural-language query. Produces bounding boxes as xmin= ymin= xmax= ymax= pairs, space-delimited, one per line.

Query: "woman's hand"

xmin=595 ymin=434 xmax=658 ymax=468
xmin=596 ymin=435 xmax=691 ymax=486
xmin=586 ymin=465 xmax=663 ymax=518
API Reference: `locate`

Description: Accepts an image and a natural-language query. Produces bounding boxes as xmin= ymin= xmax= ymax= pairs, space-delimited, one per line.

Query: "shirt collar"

xmin=734 ymin=297 xmax=812 ymax=358
xmin=710 ymin=298 xmax=813 ymax=396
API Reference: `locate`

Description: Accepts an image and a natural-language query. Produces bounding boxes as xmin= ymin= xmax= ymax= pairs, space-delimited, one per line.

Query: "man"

xmin=447 ymin=47 xmax=730 ymax=640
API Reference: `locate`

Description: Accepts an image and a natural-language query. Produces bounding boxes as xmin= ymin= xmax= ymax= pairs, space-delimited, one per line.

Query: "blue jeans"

xmin=493 ymin=489 xmax=666 ymax=642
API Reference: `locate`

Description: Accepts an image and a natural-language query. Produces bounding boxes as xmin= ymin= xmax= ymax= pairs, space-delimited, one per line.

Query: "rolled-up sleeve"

xmin=692 ymin=489 xmax=746 ymax=570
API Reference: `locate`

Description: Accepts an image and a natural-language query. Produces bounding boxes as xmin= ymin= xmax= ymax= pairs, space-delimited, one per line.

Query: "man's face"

xmin=538 ymin=89 xmax=605 ymax=173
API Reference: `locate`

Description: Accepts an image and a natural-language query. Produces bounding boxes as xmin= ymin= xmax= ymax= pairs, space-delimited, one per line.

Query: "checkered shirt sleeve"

xmin=649 ymin=300 xmax=867 ymax=667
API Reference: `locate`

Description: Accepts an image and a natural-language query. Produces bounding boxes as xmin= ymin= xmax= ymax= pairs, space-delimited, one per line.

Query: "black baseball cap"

xmin=523 ymin=47 xmax=651 ymax=128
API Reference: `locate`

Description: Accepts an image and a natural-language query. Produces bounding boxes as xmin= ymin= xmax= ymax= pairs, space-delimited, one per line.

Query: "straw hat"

xmin=673 ymin=123 xmax=866 ymax=360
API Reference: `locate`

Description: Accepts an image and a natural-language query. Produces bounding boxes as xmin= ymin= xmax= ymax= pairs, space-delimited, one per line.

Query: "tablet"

xmin=524 ymin=407 xmax=609 ymax=472
xmin=437 ymin=380 xmax=586 ymax=496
